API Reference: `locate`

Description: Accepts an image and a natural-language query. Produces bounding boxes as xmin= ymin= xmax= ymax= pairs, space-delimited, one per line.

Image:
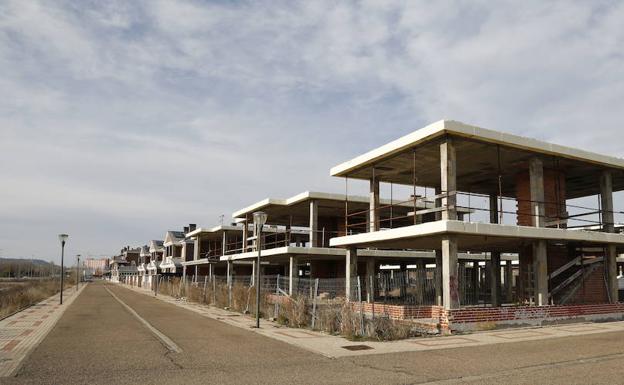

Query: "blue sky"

xmin=1 ymin=1 xmax=624 ymax=262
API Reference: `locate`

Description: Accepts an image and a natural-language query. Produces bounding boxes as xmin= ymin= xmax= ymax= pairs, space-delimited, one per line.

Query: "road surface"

xmin=1 ymin=281 xmax=623 ymax=385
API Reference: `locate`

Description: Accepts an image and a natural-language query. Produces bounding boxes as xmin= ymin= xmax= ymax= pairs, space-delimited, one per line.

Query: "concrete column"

xmin=416 ymin=259 xmax=425 ymax=304
xmin=489 ymin=193 xmax=502 ymax=307
xmin=182 ymin=265 xmax=187 ymax=281
xmin=529 ymin=157 xmax=546 ymax=228
xmin=601 ymin=171 xmax=615 ymax=233
xmin=309 ymin=200 xmax=319 ymax=247
xmin=490 ymin=252 xmax=501 ymax=307
xmin=369 ymin=176 xmax=380 ymax=232
xmin=226 ymin=259 xmax=233 ymax=287
xmin=606 ymin=245 xmax=618 ymax=303
xmin=435 ymin=249 xmax=443 ymax=306
xmin=471 ymin=262 xmax=479 ymax=304
xmin=289 ymin=255 xmax=298 ymax=296
xmin=365 ymin=258 xmax=375 ymax=302
xmin=533 ymin=240 xmax=548 ymax=306
xmin=442 ymin=235 xmax=459 ymax=310
xmin=440 ymin=138 xmax=457 ymax=220
xmin=242 ymin=218 xmax=249 ymax=252
xmin=505 ymin=261 xmax=513 ymax=302
xmin=194 ymin=265 xmax=198 ymax=282
xmin=600 ymin=171 xmax=618 ymax=301
xmin=209 ymin=263 xmax=213 ymax=280
xmin=251 ymin=260 xmax=256 ymax=284
xmin=345 ymin=247 xmax=358 ymax=300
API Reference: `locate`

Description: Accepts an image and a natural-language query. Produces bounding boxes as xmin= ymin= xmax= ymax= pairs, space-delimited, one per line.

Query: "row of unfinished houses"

xmin=111 ymin=120 xmax=624 ymax=333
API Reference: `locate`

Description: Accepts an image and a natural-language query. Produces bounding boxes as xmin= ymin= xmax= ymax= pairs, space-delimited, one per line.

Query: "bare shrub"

xmin=365 ymin=316 xmax=413 ymax=341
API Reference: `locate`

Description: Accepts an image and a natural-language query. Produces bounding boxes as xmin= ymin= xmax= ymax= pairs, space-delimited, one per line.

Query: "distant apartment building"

xmin=83 ymin=257 xmax=109 ymax=277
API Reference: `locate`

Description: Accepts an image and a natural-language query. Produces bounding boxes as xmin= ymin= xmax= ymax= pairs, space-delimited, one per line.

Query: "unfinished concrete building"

xmin=329 ymin=120 xmax=624 ymax=332
xmin=220 ymin=191 xmax=507 ymax=306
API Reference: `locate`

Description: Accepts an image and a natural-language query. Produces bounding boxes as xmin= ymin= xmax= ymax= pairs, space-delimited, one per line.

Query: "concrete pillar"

xmin=533 ymin=240 xmax=548 ymax=306
xmin=365 ymin=258 xmax=375 ymax=302
xmin=226 ymin=259 xmax=233 ymax=287
xmin=471 ymin=262 xmax=479 ymax=304
xmin=440 ymin=138 xmax=457 ymax=220
xmin=345 ymin=247 xmax=357 ymax=300
xmin=182 ymin=265 xmax=187 ymax=281
xmin=490 ymin=252 xmax=501 ymax=307
xmin=416 ymin=259 xmax=425 ymax=304
xmin=222 ymin=231 xmax=227 ymax=256
xmin=369 ymin=176 xmax=380 ymax=232
xmin=505 ymin=261 xmax=513 ymax=302
xmin=209 ymin=263 xmax=213 ymax=280
xmin=435 ymin=249 xmax=443 ymax=306
xmin=194 ymin=265 xmax=198 ymax=281
xmin=601 ymin=171 xmax=615 ymax=233
xmin=529 ymin=157 xmax=546 ymax=228
xmin=489 ymin=193 xmax=502 ymax=307
xmin=242 ymin=218 xmax=249 ymax=252
xmin=600 ymin=171 xmax=618 ymax=302
xmin=442 ymin=235 xmax=459 ymax=310
xmin=606 ymin=245 xmax=618 ymax=303
xmin=309 ymin=200 xmax=319 ymax=247
xmin=289 ymin=255 xmax=298 ymax=296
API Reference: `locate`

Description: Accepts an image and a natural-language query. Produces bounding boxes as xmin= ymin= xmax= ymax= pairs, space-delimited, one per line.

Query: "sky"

xmin=1 ymin=1 xmax=624 ymax=262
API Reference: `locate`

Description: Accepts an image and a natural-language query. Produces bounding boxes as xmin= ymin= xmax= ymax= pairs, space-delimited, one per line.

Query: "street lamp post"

xmin=58 ymin=234 xmax=68 ymax=305
xmin=76 ymin=254 xmax=81 ymax=291
xmin=253 ymin=211 xmax=268 ymax=328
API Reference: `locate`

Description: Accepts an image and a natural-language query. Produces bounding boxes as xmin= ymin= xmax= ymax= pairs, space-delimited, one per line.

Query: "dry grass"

xmin=0 ymin=279 xmax=73 ymax=319
xmin=150 ymin=278 xmax=415 ymax=341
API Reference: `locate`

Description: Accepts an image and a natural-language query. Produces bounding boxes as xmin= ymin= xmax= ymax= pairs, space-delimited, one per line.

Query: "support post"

xmin=529 ymin=157 xmax=546 ymax=228
xmin=242 ymin=218 xmax=249 ymax=252
xmin=289 ymin=255 xmax=298 ymax=296
xmin=489 ymin=193 xmax=502 ymax=307
xmin=442 ymin=235 xmax=459 ymax=309
xmin=416 ymin=259 xmax=425 ymax=304
xmin=309 ymin=200 xmax=319 ymax=247
xmin=440 ymin=137 xmax=457 ymax=221
xmin=194 ymin=237 xmax=200 ymax=260
xmin=505 ymin=261 xmax=513 ymax=303
xmin=365 ymin=258 xmax=375 ymax=302
xmin=222 ymin=231 xmax=227 ymax=256
xmin=435 ymin=249 xmax=443 ymax=306
xmin=345 ymin=247 xmax=358 ymax=301
xmin=369 ymin=176 xmax=380 ymax=232
xmin=533 ymin=240 xmax=548 ymax=306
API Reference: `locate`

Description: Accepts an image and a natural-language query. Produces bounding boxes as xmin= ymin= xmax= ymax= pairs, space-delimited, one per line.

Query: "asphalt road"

xmin=2 ymin=281 xmax=624 ymax=385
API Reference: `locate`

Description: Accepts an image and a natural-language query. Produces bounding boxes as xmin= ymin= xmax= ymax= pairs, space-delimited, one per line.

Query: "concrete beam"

xmin=533 ymin=240 xmax=548 ymax=306
xmin=345 ymin=247 xmax=358 ymax=300
xmin=442 ymin=235 xmax=460 ymax=310
xmin=440 ymin=138 xmax=457 ymax=221
xmin=369 ymin=176 xmax=380 ymax=232
xmin=529 ymin=157 xmax=546 ymax=228
xmin=309 ymin=200 xmax=319 ymax=247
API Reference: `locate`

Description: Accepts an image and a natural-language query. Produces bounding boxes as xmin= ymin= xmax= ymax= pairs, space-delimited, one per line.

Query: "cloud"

xmin=1 ymin=0 xmax=623 ymax=260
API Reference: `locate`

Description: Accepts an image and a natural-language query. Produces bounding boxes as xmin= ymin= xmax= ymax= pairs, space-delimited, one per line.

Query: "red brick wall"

xmin=516 ymin=168 xmax=566 ymax=226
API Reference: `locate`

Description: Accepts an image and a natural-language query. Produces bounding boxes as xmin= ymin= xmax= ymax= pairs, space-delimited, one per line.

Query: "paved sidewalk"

xmin=0 ymin=284 xmax=88 ymax=377
xmin=120 ymin=283 xmax=624 ymax=358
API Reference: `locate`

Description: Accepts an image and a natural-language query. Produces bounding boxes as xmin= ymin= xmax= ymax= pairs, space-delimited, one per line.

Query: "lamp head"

xmin=253 ymin=211 xmax=268 ymax=228
xmin=58 ymin=234 xmax=69 ymax=244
